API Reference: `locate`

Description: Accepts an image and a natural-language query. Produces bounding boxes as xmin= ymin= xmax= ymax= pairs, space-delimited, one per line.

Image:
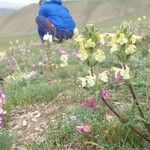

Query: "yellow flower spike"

xmin=94 ymin=49 xmax=105 ymax=62
xmin=85 ymin=39 xmax=96 ymax=48
xmin=74 ymin=35 xmax=85 ymax=46
xmin=117 ymin=33 xmax=128 ymax=45
xmin=125 ymin=44 xmax=137 ymax=54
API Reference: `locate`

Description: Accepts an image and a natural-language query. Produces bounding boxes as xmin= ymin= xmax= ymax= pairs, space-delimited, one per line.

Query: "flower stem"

xmin=128 ymin=84 xmax=150 ymax=133
xmin=123 ymin=63 xmax=150 ymax=133
xmin=90 ymin=66 xmax=94 ymax=76
xmin=101 ymin=98 xmax=150 ymax=143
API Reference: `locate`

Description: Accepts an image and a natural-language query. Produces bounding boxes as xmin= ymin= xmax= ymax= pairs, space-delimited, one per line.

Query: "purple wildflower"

xmin=100 ymin=90 xmax=109 ymax=101
xmin=76 ymin=124 xmax=91 ymax=134
xmin=0 ymin=89 xmax=6 ymax=104
xmin=0 ymin=109 xmax=4 ymax=127
xmin=71 ymin=50 xmax=78 ymax=57
xmin=114 ymin=74 xmax=123 ymax=83
xmin=80 ymin=98 xmax=97 ymax=109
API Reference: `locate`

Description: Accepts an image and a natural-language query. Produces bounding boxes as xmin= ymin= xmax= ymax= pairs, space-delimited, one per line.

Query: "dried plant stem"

xmin=101 ymin=98 xmax=150 ymax=143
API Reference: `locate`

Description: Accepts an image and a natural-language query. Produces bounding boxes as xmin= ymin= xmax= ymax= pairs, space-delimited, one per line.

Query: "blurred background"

xmin=0 ymin=0 xmax=150 ymax=38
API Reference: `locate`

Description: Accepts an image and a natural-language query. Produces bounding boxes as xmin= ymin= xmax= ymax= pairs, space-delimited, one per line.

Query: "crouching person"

xmin=36 ymin=0 xmax=76 ymax=43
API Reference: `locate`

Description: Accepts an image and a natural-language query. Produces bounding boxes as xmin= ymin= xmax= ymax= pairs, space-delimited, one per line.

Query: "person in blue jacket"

xmin=36 ymin=0 xmax=76 ymax=42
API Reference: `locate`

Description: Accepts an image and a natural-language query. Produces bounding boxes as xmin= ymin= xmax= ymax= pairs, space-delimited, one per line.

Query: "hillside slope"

xmin=0 ymin=0 xmax=150 ymax=37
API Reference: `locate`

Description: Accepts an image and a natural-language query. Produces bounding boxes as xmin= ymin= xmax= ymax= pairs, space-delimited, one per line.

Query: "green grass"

xmin=0 ymin=129 xmax=15 ymax=150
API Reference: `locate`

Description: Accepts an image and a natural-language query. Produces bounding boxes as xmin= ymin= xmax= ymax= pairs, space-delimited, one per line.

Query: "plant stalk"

xmin=101 ymin=98 xmax=150 ymax=143
xmin=123 ymin=63 xmax=150 ymax=133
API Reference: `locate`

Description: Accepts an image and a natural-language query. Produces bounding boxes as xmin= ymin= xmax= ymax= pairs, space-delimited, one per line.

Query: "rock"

xmin=22 ymin=120 xmax=27 ymax=127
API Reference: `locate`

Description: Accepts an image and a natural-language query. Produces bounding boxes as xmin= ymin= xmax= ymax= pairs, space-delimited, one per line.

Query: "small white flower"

xmin=137 ymin=18 xmax=142 ymax=22
xmin=0 ymin=52 xmax=6 ymax=61
xmin=143 ymin=16 xmax=146 ymax=19
xmin=9 ymin=41 xmax=13 ymax=45
xmin=60 ymin=55 xmax=68 ymax=67
xmin=60 ymin=55 xmax=68 ymax=63
xmin=74 ymin=28 xmax=79 ymax=36
xmin=43 ymin=33 xmax=53 ymax=43
xmin=16 ymin=40 xmax=19 ymax=44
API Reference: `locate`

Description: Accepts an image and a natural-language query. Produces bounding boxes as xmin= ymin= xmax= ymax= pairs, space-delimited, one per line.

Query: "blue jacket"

xmin=39 ymin=0 xmax=76 ymax=32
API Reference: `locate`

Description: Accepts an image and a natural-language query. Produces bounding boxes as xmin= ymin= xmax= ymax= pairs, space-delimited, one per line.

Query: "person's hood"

xmin=45 ymin=0 xmax=62 ymax=5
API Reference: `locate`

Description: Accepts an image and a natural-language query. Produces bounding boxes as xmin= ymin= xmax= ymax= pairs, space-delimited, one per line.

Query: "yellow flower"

xmin=78 ymin=77 xmax=86 ymax=87
xmin=78 ymin=49 xmax=88 ymax=61
xmin=111 ymin=67 xmax=121 ymax=76
xmin=94 ymin=49 xmax=105 ymax=62
xmin=74 ymin=35 xmax=85 ymax=46
xmin=112 ymin=66 xmax=130 ymax=80
xmin=131 ymin=35 xmax=142 ymax=44
xmin=111 ymin=34 xmax=117 ymax=44
xmin=117 ymin=33 xmax=128 ymax=45
xmin=99 ymin=34 xmax=105 ymax=45
xmin=86 ymin=74 xmax=96 ymax=87
xmin=120 ymin=66 xmax=130 ymax=80
xmin=85 ymin=39 xmax=96 ymax=48
xmin=125 ymin=44 xmax=137 ymax=54
xmin=110 ymin=44 xmax=119 ymax=53
xmin=0 ymin=52 xmax=6 ymax=61
xmin=98 ymin=71 xmax=109 ymax=82
xmin=78 ymin=74 xmax=96 ymax=87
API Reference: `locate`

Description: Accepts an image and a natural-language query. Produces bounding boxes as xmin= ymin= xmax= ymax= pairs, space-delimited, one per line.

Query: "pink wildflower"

xmin=58 ymin=48 xmax=67 ymax=55
xmin=76 ymin=124 xmax=91 ymax=134
xmin=80 ymin=98 xmax=97 ymax=109
xmin=114 ymin=74 xmax=122 ymax=83
xmin=71 ymin=50 xmax=78 ymax=57
xmin=0 ymin=109 xmax=4 ymax=127
xmin=100 ymin=90 xmax=109 ymax=101
xmin=0 ymin=89 xmax=6 ymax=104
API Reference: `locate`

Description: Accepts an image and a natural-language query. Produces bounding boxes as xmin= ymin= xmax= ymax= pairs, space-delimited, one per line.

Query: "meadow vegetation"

xmin=0 ymin=2 xmax=150 ymax=150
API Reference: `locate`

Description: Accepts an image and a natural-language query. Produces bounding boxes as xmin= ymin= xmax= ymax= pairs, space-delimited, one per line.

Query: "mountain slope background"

xmin=0 ymin=0 xmax=150 ymax=37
